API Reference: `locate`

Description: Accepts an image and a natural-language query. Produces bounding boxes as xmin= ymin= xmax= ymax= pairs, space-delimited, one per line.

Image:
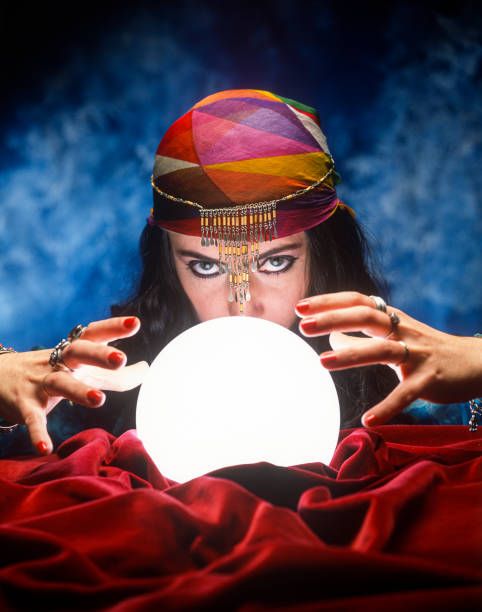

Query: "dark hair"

xmin=300 ymin=209 xmax=398 ymax=426
xmin=111 ymin=207 xmax=398 ymax=428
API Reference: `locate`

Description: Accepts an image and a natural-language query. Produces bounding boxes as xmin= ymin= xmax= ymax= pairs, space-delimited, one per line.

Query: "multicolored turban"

xmin=149 ymin=89 xmax=348 ymax=308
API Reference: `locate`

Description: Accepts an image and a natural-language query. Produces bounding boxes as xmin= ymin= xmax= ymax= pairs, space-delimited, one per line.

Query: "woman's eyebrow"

xmin=176 ymin=250 xmax=219 ymax=263
xmin=258 ymin=242 xmax=303 ymax=259
xmin=176 ymin=242 xmax=303 ymax=263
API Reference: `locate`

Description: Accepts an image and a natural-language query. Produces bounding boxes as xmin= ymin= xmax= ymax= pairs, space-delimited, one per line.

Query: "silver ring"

xmin=389 ymin=311 xmax=400 ymax=331
xmin=49 ymin=323 xmax=86 ymax=370
xmin=67 ymin=324 xmax=86 ymax=342
xmin=385 ymin=311 xmax=400 ymax=338
xmin=395 ymin=340 xmax=409 ymax=365
xmin=369 ymin=295 xmax=387 ymax=313
xmin=49 ymin=339 xmax=72 ymax=369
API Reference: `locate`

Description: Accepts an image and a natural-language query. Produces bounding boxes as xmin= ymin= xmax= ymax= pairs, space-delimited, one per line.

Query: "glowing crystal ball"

xmin=136 ymin=316 xmax=340 ymax=483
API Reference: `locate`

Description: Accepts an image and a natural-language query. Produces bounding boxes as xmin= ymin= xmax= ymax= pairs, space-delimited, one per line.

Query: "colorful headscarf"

xmin=149 ymin=89 xmax=348 ymax=308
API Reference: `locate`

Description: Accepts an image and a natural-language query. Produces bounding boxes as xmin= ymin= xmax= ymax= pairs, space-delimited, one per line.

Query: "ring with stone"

xmin=384 ymin=311 xmax=401 ymax=338
xmin=388 ymin=311 xmax=400 ymax=332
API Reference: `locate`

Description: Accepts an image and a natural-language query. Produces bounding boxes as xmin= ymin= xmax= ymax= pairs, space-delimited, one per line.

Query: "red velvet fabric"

xmin=1 ymin=426 xmax=481 ymax=610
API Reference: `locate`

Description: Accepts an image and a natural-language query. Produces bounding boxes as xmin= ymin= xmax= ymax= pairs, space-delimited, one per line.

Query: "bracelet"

xmin=0 ymin=421 xmax=19 ymax=432
xmin=468 ymin=398 xmax=482 ymax=432
xmin=467 ymin=333 xmax=482 ymax=432
xmin=0 ymin=343 xmax=16 ymax=355
xmin=0 ymin=344 xmax=19 ymax=432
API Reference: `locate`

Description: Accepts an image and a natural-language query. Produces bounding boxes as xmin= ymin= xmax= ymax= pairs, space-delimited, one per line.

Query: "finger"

xmin=320 ymin=336 xmax=408 ymax=370
xmin=80 ymin=316 xmax=140 ymax=344
xmin=61 ymin=340 xmax=127 ymax=370
xmin=329 ymin=331 xmax=365 ymax=350
xmin=42 ymin=371 xmax=106 ymax=408
xmin=295 ymin=292 xmax=375 ymax=317
xmin=72 ymin=361 xmax=149 ymax=391
xmin=21 ymin=405 xmax=52 ymax=456
xmin=361 ymin=376 xmax=426 ymax=427
xmin=298 ymin=305 xmax=392 ymax=339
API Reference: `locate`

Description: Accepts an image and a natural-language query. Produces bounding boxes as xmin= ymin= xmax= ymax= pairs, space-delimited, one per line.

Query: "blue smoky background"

xmin=0 ymin=0 xmax=481 ymax=351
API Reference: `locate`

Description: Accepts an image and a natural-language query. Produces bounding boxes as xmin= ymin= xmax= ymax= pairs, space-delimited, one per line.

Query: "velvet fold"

xmin=1 ymin=425 xmax=481 ymax=610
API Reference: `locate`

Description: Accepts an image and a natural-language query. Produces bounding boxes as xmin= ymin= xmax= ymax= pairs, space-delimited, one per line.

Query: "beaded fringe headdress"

xmin=149 ymin=89 xmax=350 ymax=310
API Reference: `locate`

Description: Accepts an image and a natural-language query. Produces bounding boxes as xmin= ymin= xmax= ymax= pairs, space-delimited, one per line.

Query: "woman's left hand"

xmin=295 ymin=291 xmax=482 ymax=426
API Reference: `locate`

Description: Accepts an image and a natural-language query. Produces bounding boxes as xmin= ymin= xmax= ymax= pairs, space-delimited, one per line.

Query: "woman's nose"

xmin=227 ymin=279 xmax=264 ymax=317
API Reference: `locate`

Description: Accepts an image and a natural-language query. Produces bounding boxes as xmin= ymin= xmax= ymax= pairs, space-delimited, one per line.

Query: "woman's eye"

xmin=188 ymin=260 xmax=221 ymax=278
xmin=258 ymin=256 xmax=296 ymax=274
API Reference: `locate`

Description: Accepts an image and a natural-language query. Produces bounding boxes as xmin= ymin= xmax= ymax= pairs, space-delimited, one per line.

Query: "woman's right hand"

xmin=0 ymin=316 xmax=148 ymax=455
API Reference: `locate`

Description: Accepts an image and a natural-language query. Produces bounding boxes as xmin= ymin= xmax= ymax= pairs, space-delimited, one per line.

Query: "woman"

xmin=1 ymin=89 xmax=481 ymax=456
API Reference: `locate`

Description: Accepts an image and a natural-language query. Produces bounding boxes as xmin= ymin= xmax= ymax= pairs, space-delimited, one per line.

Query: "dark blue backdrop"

xmin=1 ymin=0 xmax=481 ymax=351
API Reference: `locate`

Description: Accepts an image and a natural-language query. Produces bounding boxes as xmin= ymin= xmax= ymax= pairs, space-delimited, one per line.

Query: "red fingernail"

xmin=108 ymin=351 xmax=125 ymax=366
xmin=123 ymin=317 xmax=137 ymax=330
xmin=320 ymin=351 xmax=337 ymax=365
xmin=37 ymin=441 xmax=48 ymax=455
xmin=295 ymin=300 xmax=311 ymax=315
xmin=362 ymin=414 xmax=377 ymax=427
xmin=87 ymin=389 xmax=103 ymax=404
xmin=300 ymin=317 xmax=318 ymax=334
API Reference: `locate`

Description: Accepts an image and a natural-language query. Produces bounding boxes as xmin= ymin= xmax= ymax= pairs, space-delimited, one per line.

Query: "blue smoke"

xmin=0 ymin=4 xmax=480 ymax=351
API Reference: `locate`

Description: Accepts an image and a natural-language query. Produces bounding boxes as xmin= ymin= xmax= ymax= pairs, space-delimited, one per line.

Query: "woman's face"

xmin=169 ymin=230 xmax=310 ymax=328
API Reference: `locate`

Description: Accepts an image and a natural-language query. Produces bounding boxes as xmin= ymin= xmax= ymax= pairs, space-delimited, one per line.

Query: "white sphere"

xmin=136 ymin=316 xmax=340 ymax=483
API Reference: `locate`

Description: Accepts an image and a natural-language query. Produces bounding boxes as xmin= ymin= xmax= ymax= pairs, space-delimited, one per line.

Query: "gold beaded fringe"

xmin=199 ymin=202 xmax=278 ymax=311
